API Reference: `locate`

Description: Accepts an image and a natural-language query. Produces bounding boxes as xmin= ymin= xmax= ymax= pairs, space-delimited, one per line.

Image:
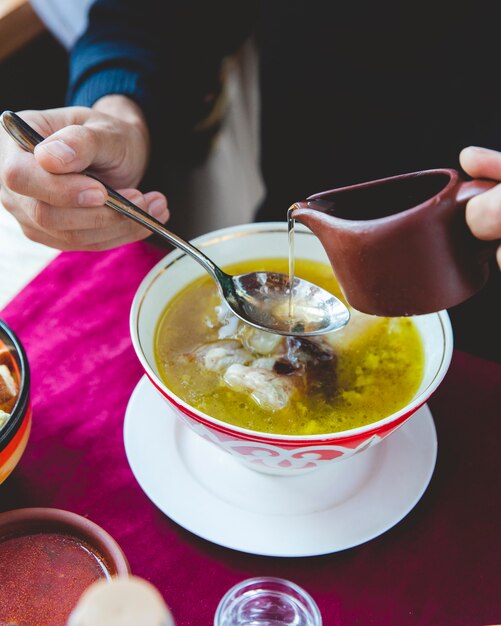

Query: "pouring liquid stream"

xmin=283 ymin=202 xmax=350 ymax=339
xmin=286 ymin=205 xmax=297 ymax=361
xmin=287 ymin=204 xmax=296 ymax=321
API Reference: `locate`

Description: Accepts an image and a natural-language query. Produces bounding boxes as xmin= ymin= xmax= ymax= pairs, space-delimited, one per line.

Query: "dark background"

xmin=0 ymin=31 xmax=68 ymax=115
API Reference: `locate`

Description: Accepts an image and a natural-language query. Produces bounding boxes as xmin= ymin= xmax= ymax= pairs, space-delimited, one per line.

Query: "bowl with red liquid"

xmin=0 ymin=318 xmax=31 ymax=484
xmin=0 ymin=507 xmax=130 ymax=626
xmin=130 ymin=222 xmax=453 ymax=475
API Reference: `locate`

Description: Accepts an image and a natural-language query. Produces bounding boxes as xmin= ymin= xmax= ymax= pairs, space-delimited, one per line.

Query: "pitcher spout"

xmin=290 ymin=199 xmax=337 ymax=245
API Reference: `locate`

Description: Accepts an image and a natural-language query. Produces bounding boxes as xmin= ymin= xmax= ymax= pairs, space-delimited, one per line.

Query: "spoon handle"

xmin=0 ymin=110 xmax=223 ymax=282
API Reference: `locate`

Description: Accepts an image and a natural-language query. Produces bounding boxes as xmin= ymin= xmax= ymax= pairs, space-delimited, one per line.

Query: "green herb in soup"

xmin=154 ymin=258 xmax=425 ymax=435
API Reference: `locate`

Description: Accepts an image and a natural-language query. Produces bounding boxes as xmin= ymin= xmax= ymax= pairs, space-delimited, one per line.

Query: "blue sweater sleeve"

xmin=67 ymin=0 xmax=254 ymax=157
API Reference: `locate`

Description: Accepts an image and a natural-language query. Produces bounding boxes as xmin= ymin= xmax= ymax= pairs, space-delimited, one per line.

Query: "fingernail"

xmin=38 ymin=139 xmax=76 ymax=164
xmin=148 ymin=198 xmax=168 ymax=219
xmin=78 ymin=189 xmax=106 ymax=206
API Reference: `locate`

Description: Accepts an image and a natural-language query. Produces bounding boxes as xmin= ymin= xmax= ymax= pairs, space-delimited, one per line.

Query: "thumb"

xmin=34 ymin=122 xmax=124 ymax=176
xmin=459 ymin=146 xmax=501 ymax=181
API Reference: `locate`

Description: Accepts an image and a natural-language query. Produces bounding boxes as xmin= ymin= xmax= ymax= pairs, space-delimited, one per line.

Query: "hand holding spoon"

xmin=0 ymin=110 xmax=349 ymax=336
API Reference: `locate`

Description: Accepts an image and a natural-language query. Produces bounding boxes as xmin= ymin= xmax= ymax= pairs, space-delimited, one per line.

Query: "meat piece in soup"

xmin=154 ymin=258 xmax=425 ymax=435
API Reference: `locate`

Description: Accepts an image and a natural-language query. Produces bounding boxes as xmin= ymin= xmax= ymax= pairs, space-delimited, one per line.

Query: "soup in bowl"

xmin=0 ymin=507 xmax=130 ymax=626
xmin=130 ymin=222 xmax=453 ymax=475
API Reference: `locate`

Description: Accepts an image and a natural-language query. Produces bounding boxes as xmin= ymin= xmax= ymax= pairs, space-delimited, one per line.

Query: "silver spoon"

xmin=0 ymin=110 xmax=350 ymax=336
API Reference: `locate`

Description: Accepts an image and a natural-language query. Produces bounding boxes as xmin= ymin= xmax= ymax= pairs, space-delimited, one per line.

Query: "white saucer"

xmin=123 ymin=376 xmax=437 ymax=557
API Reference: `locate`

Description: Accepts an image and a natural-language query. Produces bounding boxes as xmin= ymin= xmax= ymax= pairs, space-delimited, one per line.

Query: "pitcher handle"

xmin=456 ymin=178 xmax=497 ymax=204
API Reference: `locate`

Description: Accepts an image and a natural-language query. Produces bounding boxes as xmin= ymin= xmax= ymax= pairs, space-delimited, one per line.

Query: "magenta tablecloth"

xmin=1 ymin=240 xmax=500 ymax=626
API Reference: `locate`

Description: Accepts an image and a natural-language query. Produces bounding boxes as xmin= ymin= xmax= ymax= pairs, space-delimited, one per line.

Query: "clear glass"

xmin=214 ymin=576 xmax=322 ymax=626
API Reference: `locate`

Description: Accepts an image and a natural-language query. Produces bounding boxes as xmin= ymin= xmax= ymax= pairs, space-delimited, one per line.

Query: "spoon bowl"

xmin=0 ymin=110 xmax=349 ymax=336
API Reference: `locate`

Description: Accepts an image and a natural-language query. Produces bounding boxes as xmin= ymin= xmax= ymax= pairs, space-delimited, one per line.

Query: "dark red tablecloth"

xmin=1 ymin=240 xmax=500 ymax=626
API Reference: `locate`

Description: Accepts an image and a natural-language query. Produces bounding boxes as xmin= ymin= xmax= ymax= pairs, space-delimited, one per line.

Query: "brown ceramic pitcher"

xmin=292 ymin=168 xmax=497 ymax=316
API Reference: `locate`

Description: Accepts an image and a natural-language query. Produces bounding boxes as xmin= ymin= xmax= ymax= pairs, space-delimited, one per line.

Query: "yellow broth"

xmin=154 ymin=258 xmax=425 ymax=435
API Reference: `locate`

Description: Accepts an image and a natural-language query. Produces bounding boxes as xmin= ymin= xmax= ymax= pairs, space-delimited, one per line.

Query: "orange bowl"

xmin=0 ymin=318 xmax=31 ymax=484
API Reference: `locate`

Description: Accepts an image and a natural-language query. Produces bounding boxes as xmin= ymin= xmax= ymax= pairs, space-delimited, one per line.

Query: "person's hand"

xmin=0 ymin=96 xmax=169 ymax=251
xmin=459 ymin=146 xmax=501 ymax=270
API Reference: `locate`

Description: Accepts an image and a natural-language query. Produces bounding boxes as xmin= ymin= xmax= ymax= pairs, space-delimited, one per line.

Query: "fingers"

xmin=459 ymin=146 xmax=501 ymax=180
xmin=465 ymin=182 xmax=501 ymax=241
xmin=34 ymin=122 xmax=124 ymax=176
xmin=0 ymin=105 xmax=168 ymax=252
xmin=0 ymin=186 xmax=169 ymax=251
xmin=15 ymin=106 xmax=101 ymax=136
xmin=3 ymin=150 xmax=107 ymax=209
xmin=1 ymin=106 xmax=151 ymax=251
xmin=25 ymin=191 xmax=162 ymax=233
xmin=460 ymin=146 xmax=501 ymax=248
xmin=1 ymin=109 xmax=108 ymax=210
xmin=5 ymin=106 xmax=148 ymax=191
xmin=13 ymin=106 xmax=127 ymax=176
xmin=31 ymin=105 xmax=146 ymax=185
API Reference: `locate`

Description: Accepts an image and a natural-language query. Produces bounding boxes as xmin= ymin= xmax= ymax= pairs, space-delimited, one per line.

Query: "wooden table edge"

xmin=0 ymin=0 xmax=46 ymax=63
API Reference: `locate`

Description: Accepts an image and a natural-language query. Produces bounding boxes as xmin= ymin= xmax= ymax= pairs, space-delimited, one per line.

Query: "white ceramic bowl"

xmin=130 ymin=222 xmax=453 ymax=475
